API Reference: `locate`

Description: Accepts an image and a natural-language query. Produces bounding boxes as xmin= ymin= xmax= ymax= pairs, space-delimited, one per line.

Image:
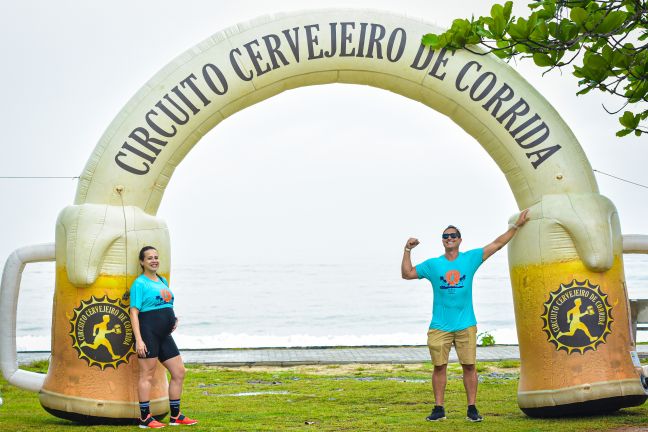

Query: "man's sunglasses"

xmin=442 ymin=233 xmax=460 ymax=239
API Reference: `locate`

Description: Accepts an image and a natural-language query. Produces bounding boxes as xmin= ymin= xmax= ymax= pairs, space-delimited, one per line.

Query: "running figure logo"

xmin=556 ymin=298 xmax=597 ymax=342
xmin=80 ymin=314 xmax=123 ymax=360
xmin=541 ymin=280 xmax=614 ymax=354
xmin=69 ymin=295 xmax=136 ymax=369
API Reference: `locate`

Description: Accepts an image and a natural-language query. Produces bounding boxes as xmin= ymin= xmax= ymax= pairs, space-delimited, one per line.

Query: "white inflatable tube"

xmin=0 ymin=243 xmax=54 ymax=392
xmin=623 ymin=235 xmax=648 ymax=254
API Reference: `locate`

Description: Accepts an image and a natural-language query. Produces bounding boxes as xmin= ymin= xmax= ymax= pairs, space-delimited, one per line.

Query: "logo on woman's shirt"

xmin=155 ymin=289 xmax=173 ymax=306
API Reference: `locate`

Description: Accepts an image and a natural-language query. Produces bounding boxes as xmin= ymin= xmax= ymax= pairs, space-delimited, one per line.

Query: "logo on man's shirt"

xmin=440 ymin=270 xmax=466 ymax=291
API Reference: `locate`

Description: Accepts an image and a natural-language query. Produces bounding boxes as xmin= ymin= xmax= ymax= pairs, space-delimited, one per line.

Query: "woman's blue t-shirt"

xmin=129 ymin=274 xmax=174 ymax=313
xmin=415 ymin=248 xmax=484 ymax=332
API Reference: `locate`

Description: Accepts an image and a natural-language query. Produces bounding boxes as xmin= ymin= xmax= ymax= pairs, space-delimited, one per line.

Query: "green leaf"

xmin=565 ymin=22 xmax=580 ymax=40
xmin=576 ymin=85 xmax=594 ymax=95
xmin=494 ymin=49 xmax=511 ymax=59
xmin=570 ymin=7 xmax=588 ymax=26
xmin=556 ymin=19 xmax=577 ymax=41
xmin=509 ymin=19 xmax=530 ymax=40
xmin=482 ymin=17 xmax=495 ymax=27
xmin=601 ymin=44 xmax=613 ymax=62
xmin=635 ymin=129 xmax=643 ymax=137
xmin=496 ymin=40 xmax=510 ymax=49
xmin=584 ymin=11 xmax=604 ymax=32
xmin=533 ymin=52 xmax=553 ymax=67
xmin=584 ymin=53 xmax=608 ymax=69
xmin=527 ymin=12 xmax=538 ymax=33
xmin=422 ymin=33 xmax=440 ymax=47
xmin=616 ymin=128 xmax=632 ymax=137
xmin=611 ymin=50 xmax=632 ymax=68
xmin=451 ymin=32 xmax=467 ymax=47
xmin=586 ymin=2 xmax=600 ymax=13
xmin=475 ymin=23 xmax=491 ymax=38
xmin=515 ymin=44 xmax=530 ymax=53
xmin=620 ymin=111 xmax=640 ymax=129
xmin=596 ymin=11 xmax=628 ymax=33
xmin=530 ymin=21 xmax=549 ymax=41
xmin=536 ymin=2 xmax=556 ymax=20
xmin=451 ymin=18 xmax=471 ymax=33
xmin=466 ymin=33 xmax=481 ymax=45
xmin=627 ymin=81 xmax=648 ymax=103
xmin=491 ymin=14 xmax=507 ymax=36
xmin=625 ymin=2 xmax=636 ymax=14
xmin=503 ymin=1 xmax=513 ymax=21
xmin=591 ymin=38 xmax=608 ymax=51
xmin=582 ymin=53 xmax=609 ymax=81
xmin=491 ymin=3 xmax=504 ymax=21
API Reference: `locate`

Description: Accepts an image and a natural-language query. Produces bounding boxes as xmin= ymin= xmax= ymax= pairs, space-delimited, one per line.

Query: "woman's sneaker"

xmin=466 ymin=406 xmax=483 ymax=422
xmin=425 ymin=405 xmax=446 ymax=421
xmin=139 ymin=414 xmax=165 ymax=429
xmin=169 ymin=414 xmax=198 ymax=426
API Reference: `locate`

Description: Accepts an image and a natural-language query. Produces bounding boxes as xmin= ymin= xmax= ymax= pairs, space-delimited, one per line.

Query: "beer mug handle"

xmin=0 ymin=243 xmax=54 ymax=392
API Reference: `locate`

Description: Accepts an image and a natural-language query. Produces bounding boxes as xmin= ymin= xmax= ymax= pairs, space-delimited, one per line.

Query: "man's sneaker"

xmin=169 ymin=414 xmax=199 ymax=426
xmin=466 ymin=406 xmax=483 ymax=422
xmin=139 ymin=414 xmax=165 ymax=429
xmin=426 ymin=405 xmax=446 ymax=421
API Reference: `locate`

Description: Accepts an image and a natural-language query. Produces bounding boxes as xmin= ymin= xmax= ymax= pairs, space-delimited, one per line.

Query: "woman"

xmin=130 ymin=246 xmax=198 ymax=428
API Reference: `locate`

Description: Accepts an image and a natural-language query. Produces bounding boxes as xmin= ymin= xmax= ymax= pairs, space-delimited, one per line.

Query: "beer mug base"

xmin=40 ymin=390 xmax=168 ymax=424
xmin=518 ymin=378 xmax=648 ymax=417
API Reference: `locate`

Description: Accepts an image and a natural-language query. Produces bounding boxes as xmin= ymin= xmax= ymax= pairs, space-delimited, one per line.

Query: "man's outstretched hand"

xmin=515 ymin=209 xmax=530 ymax=228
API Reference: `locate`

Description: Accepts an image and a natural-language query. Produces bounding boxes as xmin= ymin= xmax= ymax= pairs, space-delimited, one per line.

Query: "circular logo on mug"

xmin=69 ymin=295 xmax=135 ymax=369
xmin=541 ymin=280 xmax=613 ymax=354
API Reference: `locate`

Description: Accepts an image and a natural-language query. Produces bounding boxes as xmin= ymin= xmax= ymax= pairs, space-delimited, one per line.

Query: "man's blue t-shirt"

xmin=415 ymin=248 xmax=484 ymax=332
xmin=129 ymin=274 xmax=174 ymax=313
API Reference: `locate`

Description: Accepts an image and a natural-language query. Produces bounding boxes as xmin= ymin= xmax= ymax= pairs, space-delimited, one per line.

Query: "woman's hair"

xmin=139 ymin=246 xmax=157 ymax=271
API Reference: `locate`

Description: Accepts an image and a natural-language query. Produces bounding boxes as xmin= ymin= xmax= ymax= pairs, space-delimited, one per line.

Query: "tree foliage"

xmin=423 ymin=1 xmax=648 ymax=137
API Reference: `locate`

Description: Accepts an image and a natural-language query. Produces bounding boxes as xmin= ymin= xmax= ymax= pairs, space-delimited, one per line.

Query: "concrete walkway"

xmin=16 ymin=344 xmax=648 ymax=367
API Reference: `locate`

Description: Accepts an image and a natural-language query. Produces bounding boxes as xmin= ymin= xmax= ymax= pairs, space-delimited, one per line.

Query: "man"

xmin=401 ymin=209 xmax=529 ymax=422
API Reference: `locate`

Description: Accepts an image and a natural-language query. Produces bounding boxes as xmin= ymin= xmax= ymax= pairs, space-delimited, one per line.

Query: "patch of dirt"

xmin=197 ymin=363 xmax=520 ymax=376
xmin=604 ymin=428 xmax=648 ymax=432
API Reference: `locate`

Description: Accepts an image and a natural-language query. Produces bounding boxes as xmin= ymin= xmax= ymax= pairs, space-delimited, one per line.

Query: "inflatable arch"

xmin=2 ymin=8 xmax=648 ymax=422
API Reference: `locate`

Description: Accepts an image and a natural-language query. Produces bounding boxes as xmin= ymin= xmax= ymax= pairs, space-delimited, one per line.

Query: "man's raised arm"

xmin=482 ymin=209 xmax=529 ymax=261
xmin=402 ymin=238 xmax=420 ymax=280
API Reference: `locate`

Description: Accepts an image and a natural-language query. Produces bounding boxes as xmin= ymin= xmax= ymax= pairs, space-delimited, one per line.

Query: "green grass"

xmin=496 ymin=360 xmax=520 ymax=369
xmin=2 ymin=361 xmax=648 ymax=431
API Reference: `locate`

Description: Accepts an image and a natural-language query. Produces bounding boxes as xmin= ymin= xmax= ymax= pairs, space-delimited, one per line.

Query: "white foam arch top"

xmin=74 ymin=9 xmax=597 ymax=213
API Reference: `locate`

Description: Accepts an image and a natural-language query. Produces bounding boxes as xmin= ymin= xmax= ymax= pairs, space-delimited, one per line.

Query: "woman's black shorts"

xmin=138 ymin=307 xmax=180 ymax=362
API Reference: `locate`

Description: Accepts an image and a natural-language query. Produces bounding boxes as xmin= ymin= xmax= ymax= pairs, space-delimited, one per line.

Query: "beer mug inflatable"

xmin=0 ymin=207 xmax=172 ymax=423
xmin=509 ymin=195 xmax=648 ymax=416
xmin=1 ymin=9 xmax=647 ymax=422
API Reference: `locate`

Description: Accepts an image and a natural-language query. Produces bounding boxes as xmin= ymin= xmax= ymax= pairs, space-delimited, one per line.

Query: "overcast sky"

xmin=1 ymin=0 xmax=646 ymax=269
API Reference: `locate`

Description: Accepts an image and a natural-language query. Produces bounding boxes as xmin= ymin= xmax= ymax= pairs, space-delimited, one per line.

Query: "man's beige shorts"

xmin=426 ymin=326 xmax=477 ymax=366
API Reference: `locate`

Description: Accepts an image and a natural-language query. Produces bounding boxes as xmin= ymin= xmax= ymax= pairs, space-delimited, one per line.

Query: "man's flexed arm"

xmin=482 ymin=209 xmax=529 ymax=261
xmin=402 ymin=238 xmax=420 ymax=280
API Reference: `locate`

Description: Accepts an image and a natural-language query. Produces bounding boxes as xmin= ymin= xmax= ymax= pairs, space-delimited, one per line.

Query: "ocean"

xmin=13 ymin=254 xmax=648 ymax=351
